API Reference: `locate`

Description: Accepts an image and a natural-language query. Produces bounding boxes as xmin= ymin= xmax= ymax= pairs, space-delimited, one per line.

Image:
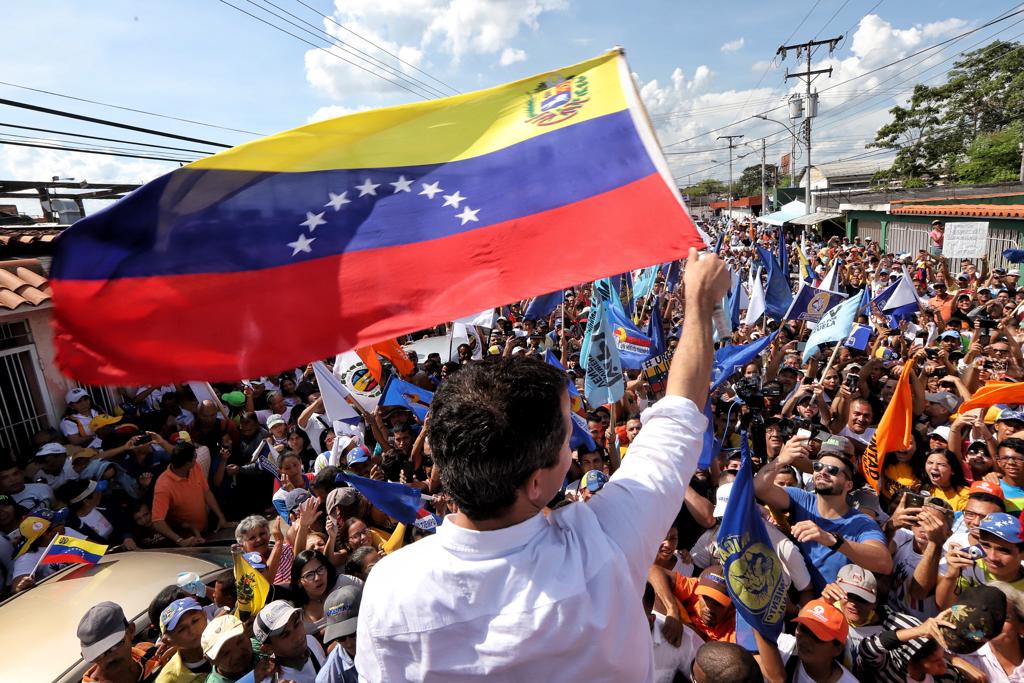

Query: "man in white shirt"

xmin=356 ymin=248 xmax=729 ymax=682
xmin=643 ymin=581 xmax=703 ymax=683
xmin=254 ymin=600 xmax=326 ymax=683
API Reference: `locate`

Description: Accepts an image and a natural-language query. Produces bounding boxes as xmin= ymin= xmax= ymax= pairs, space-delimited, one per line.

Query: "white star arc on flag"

xmin=390 ymin=176 xmax=413 ymax=193
xmin=356 ymin=178 xmax=381 ymax=196
xmin=288 ymin=233 xmax=315 ymax=255
xmin=456 ymin=206 xmax=480 ymax=225
xmin=300 ymin=211 xmax=327 ymax=231
xmin=442 ymin=191 xmax=466 ymax=208
xmin=419 ymin=181 xmax=443 ymax=199
xmin=325 ymin=191 xmax=350 ymax=210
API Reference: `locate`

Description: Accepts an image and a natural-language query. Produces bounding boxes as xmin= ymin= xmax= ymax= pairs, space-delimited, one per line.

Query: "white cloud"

xmin=307 ymin=104 xmax=371 ymax=123
xmin=720 ymin=37 xmax=745 ymax=53
xmin=751 ymin=60 xmax=775 ymax=73
xmin=499 ymin=47 xmax=527 ymax=66
xmin=638 ymin=13 xmax=966 ymax=185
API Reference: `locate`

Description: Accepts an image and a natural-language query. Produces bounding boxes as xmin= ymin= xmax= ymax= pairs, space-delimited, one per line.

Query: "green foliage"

xmin=870 ymin=40 xmax=1024 ymax=182
xmin=736 ymin=163 xmax=779 ymax=196
xmin=955 ymin=124 xmax=1022 ymax=183
xmin=680 ymin=178 xmax=728 ymax=197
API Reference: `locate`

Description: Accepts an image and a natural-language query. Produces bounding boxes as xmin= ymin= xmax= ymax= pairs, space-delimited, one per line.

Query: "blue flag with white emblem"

xmin=711 ymin=331 xmax=780 ymax=391
xmin=583 ymin=300 xmax=624 ymax=406
xmin=782 ymin=282 xmax=847 ymax=323
xmin=381 ymin=376 xmax=434 ymax=421
xmin=716 ymin=431 xmax=789 ymax=640
xmin=607 ymin=304 xmax=658 ymax=370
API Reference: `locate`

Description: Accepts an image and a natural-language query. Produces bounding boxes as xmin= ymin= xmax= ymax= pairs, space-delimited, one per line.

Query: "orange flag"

xmin=958 ymin=381 xmax=1024 ymax=414
xmin=355 ymin=340 xmax=415 ymax=383
xmin=862 ymin=360 xmax=915 ymax=491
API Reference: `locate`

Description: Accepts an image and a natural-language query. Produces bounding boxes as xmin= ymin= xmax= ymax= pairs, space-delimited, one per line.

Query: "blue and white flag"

xmin=872 ymin=269 xmax=921 ymax=327
xmin=335 ymin=472 xmax=422 ymax=524
xmin=716 ymin=432 xmax=789 ymax=640
xmin=583 ymin=300 xmax=624 ymax=406
xmin=523 ymin=290 xmax=563 ymax=321
xmin=818 ymin=260 xmax=840 ymax=292
xmin=783 ymin=283 xmax=847 ymax=323
xmin=252 ymin=441 xmax=281 ymax=481
xmin=845 ymin=324 xmax=873 ymax=350
xmin=543 ymin=350 xmax=595 ymax=450
xmin=697 ymin=397 xmax=722 ymax=469
xmin=607 ymin=304 xmax=657 ymax=370
xmin=381 ymin=376 xmax=434 ymax=421
xmin=802 ymin=288 xmax=867 ymax=363
xmin=312 ymin=361 xmax=362 ymax=428
xmin=744 ymin=269 xmax=766 ymax=326
xmin=756 ymin=245 xmax=793 ymax=321
xmin=711 ymin=331 xmax=781 ymax=391
xmin=632 ymin=265 xmax=660 ymax=304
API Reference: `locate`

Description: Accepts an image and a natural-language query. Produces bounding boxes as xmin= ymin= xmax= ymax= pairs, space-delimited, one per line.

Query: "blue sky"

xmin=0 ymin=0 xmax=1007 ymax=210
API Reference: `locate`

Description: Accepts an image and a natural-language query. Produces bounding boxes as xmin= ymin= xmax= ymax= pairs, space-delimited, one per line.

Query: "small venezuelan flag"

xmin=51 ymin=49 xmax=705 ymax=385
xmin=40 ymin=535 xmax=108 ymax=566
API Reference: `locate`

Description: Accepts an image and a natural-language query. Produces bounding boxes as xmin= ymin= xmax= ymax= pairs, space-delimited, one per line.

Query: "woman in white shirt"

xmin=60 ymin=388 xmax=99 ymax=446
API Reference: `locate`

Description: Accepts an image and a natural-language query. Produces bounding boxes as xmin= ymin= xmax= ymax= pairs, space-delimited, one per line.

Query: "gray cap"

xmin=253 ymin=600 xmax=301 ymax=643
xmin=78 ymin=602 xmax=128 ymax=663
xmin=820 ymin=435 xmax=855 ymax=457
xmin=327 ymin=486 xmax=359 ymax=513
xmin=322 ymin=584 xmax=362 ymax=643
xmin=284 ymin=488 xmax=311 ymax=513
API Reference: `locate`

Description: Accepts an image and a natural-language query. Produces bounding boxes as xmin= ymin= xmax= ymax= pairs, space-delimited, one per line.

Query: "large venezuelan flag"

xmin=51 ymin=50 xmax=705 ymax=384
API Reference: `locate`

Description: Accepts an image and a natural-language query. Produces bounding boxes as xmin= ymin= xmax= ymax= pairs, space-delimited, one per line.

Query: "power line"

xmin=242 ymin=0 xmax=450 ymax=99
xmin=0 ymin=81 xmax=265 ymax=137
xmin=836 ymin=0 xmax=886 ymax=51
xmin=813 ymin=0 xmax=852 ymax=39
xmin=0 ymin=138 xmax=196 ymax=163
xmin=216 ymin=0 xmax=432 ymax=100
xmin=0 ymin=122 xmax=217 ymax=155
xmin=0 ymin=97 xmax=232 ymax=148
xmin=289 ymin=0 xmax=460 ymax=95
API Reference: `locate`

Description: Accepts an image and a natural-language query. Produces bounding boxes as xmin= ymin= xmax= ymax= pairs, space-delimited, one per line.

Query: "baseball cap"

xmin=940 ymin=330 xmax=961 ymax=340
xmin=998 ymin=409 xmax=1024 ymax=425
xmin=242 ymin=551 xmax=267 ymax=570
xmin=14 ymin=515 xmax=52 ymax=557
xmin=71 ymin=448 xmax=101 ymax=462
xmin=487 ymin=345 xmax=502 ymax=356
xmin=88 ymin=414 xmax=122 ymax=432
xmin=820 ymin=435 xmax=855 ymax=457
xmin=929 ymin=425 xmax=952 ymax=442
xmin=159 ymin=597 xmax=202 ymax=634
xmin=221 ymin=391 xmax=246 ymax=408
xmin=942 ymin=585 xmax=1007 ymax=654
xmin=695 ymin=565 xmax=730 ymax=606
xmin=322 ymin=585 xmax=362 ymax=644
xmin=836 ymin=564 xmax=877 ymax=603
xmin=779 ymin=365 xmax=800 ymax=375
xmin=176 ymin=571 xmax=208 ymax=599
xmin=78 ymin=602 xmax=128 ymax=663
xmin=849 ymin=487 xmax=889 ymax=524
xmin=925 ymin=392 xmax=960 ymax=413
xmin=35 ymin=442 xmax=67 ymax=458
xmin=253 ymin=600 xmax=302 ymax=643
xmin=68 ymin=479 xmax=108 ymax=504
xmin=65 ymin=388 xmax=90 ymax=404
xmin=327 ymin=486 xmax=359 ymax=513
xmin=202 ymin=614 xmax=246 ymax=661
xmin=966 ymin=439 xmax=989 ymax=452
xmin=169 ymin=430 xmax=192 ymax=444
xmin=284 ymin=488 xmax=311 ymax=513
xmin=794 ymin=598 xmax=849 ymax=644
xmin=266 ymin=414 xmax=286 ymax=429
xmin=979 ymin=512 xmax=1024 ymax=544
xmin=347 ymin=445 xmax=370 ymax=466
xmin=713 ymin=481 xmax=734 ymax=518
xmin=581 ymin=469 xmax=609 ymax=493
xmin=969 ymin=480 xmax=1004 ymax=499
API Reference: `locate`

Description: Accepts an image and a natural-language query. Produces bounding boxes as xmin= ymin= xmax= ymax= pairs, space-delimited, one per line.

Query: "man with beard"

xmin=754 ymin=438 xmax=891 ymax=589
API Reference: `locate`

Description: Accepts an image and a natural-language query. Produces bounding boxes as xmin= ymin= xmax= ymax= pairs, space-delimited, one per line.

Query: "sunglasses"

xmin=813 ymin=462 xmax=846 ymax=477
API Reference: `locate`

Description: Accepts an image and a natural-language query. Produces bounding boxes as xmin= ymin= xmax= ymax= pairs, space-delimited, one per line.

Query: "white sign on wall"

xmin=941 ymin=221 xmax=989 ymax=258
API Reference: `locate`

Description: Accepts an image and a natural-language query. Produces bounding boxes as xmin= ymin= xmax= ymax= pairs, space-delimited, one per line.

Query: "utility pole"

xmin=778 ymin=35 xmax=841 ymax=213
xmin=717 ymin=134 xmax=743 ymax=221
xmin=760 ymin=137 xmax=766 ymax=215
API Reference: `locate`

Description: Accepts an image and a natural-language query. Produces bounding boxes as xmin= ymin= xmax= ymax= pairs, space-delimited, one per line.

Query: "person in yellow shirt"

xmin=923 ymin=448 xmax=969 ymax=511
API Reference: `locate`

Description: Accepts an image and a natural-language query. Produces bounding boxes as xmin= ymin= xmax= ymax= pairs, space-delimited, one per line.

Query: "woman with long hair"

xmin=289 ymin=548 xmax=338 ymax=628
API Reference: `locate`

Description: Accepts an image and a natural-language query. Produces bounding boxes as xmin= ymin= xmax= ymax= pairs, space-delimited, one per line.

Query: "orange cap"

xmin=794 ymin=598 xmax=849 ymax=644
xmin=969 ymin=480 xmax=1004 ymax=499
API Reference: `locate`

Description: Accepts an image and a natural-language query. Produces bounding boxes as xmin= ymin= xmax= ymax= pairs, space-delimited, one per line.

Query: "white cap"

xmin=201 ymin=614 xmax=245 ymax=661
xmin=713 ymin=481 xmax=734 ymax=518
xmin=929 ymin=425 xmax=952 ymax=442
xmin=65 ymin=387 xmax=89 ymax=404
xmin=266 ymin=414 xmax=286 ymax=429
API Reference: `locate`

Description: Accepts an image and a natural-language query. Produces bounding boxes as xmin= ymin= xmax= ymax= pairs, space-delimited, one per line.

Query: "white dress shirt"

xmin=356 ymin=395 xmax=706 ymax=682
xmin=651 ymin=612 xmax=702 ymax=683
xmin=962 ymin=642 xmax=1024 ymax=683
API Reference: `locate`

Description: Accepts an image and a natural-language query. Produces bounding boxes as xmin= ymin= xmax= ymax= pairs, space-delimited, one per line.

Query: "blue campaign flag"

xmin=756 ymin=246 xmax=793 ymax=321
xmin=381 ymin=376 xmax=434 ymax=421
xmin=335 ymin=472 xmax=423 ymax=524
xmin=646 ymin=300 xmax=666 ymax=358
xmin=697 ymin=397 xmax=721 ymax=470
xmin=569 ymin=412 xmax=598 ymax=451
xmin=714 ymin=231 xmax=725 ymax=255
xmin=1004 ymin=248 xmax=1024 ymax=264
xmin=872 ymin=270 xmax=921 ymax=327
xmin=664 ymin=260 xmax=682 ymax=292
xmin=544 ymin=349 xmax=588 ymax=418
xmin=782 ymin=282 xmax=847 ymax=323
xmin=845 ymin=323 xmax=873 ymax=350
xmin=776 ymin=226 xmax=788 ymax=276
xmin=632 ymin=265 xmax=660 ymax=304
xmin=802 ymin=288 xmax=868 ymax=363
xmin=583 ymin=300 xmax=625 ymax=406
xmin=607 ymin=303 xmax=657 ymax=370
xmin=523 ymin=290 xmax=563 ymax=321
xmin=711 ymin=330 xmax=781 ymax=391
xmin=716 ymin=432 xmax=789 ymax=640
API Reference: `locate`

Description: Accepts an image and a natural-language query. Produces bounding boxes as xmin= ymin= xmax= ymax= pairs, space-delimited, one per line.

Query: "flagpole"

xmin=821 ymin=340 xmax=844 ymax=379
xmin=28 ymin=534 xmax=58 ymax=579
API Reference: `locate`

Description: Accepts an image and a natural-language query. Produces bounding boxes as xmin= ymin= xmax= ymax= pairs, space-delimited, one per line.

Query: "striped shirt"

xmin=857 ymin=611 xmax=964 ymax=683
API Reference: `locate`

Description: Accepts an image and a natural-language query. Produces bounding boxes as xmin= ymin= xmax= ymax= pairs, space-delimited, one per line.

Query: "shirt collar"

xmin=436 ymin=512 xmax=547 ymax=558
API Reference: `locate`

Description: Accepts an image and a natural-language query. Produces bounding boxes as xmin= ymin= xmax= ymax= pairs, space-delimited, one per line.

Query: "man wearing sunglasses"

xmin=754 ymin=437 xmax=892 ymax=590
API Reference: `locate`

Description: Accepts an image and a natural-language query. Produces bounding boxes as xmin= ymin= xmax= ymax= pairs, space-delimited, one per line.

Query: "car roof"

xmin=0 ymin=547 xmax=232 ymax=683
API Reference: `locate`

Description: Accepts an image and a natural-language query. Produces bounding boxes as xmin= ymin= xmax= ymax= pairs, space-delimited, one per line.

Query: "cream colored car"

xmin=0 ymin=547 xmax=232 ymax=683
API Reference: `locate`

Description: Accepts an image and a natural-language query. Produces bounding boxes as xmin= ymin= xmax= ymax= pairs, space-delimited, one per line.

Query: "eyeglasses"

xmin=813 ymin=462 xmax=845 ymax=477
xmin=963 ymin=510 xmax=987 ymax=521
xmin=997 ymin=456 xmax=1024 ymax=465
xmin=300 ymin=565 xmax=328 ymax=582
xmin=349 ymin=528 xmax=370 ymax=539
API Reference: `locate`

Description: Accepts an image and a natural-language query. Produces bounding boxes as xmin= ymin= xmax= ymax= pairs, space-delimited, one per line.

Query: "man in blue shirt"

xmin=753 ymin=437 xmax=892 ymax=589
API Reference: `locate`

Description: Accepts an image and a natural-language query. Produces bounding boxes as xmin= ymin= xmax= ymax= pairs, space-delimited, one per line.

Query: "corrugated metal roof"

xmin=0 ymin=258 xmax=51 ymax=310
xmin=789 ymin=211 xmax=843 ymax=226
xmin=890 ymin=204 xmax=1024 ymax=219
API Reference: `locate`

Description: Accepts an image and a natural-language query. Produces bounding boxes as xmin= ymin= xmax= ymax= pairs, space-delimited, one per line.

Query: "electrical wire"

xmin=0 ymin=122 xmax=217 ymax=155
xmin=0 ymin=137 xmax=198 ymax=163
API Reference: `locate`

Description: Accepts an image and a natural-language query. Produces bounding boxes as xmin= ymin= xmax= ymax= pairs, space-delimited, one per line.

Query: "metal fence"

xmin=0 ymin=345 xmax=51 ymax=459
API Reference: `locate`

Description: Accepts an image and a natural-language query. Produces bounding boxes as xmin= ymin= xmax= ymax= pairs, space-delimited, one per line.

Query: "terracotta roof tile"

xmin=0 ymin=259 xmax=51 ymax=310
xmin=889 ymin=203 xmax=1024 ymax=219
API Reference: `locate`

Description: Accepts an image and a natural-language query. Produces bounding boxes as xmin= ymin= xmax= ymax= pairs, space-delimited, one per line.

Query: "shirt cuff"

xmin=640 ymin=395 xmax=707 ymax=429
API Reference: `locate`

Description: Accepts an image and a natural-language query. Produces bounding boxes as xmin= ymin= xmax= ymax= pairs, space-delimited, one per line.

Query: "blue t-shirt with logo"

xmin=785 ymin=487 xmax=887 ymax=590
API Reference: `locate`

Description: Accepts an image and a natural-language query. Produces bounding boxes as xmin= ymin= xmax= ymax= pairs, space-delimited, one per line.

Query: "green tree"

xmin=955 ymin=123 xmax=1022 ymax=183
xmin=679 ymin=178 xmax=727 ymax=197
xmin=736 ymin=163 xmax=779 ymax=196
xmin=870 ymin=40 xmax=1024 ymax=182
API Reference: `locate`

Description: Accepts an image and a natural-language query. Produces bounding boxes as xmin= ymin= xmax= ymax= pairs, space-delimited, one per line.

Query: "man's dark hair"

xmin=312 ymin=466 xmax=339 ymax=494
xmin=969 ymin=492 xmax=1006 ymax=511
xmin=694 ymin=641 xmax=764 ymax=683
xmin=1000 ymin=437 xmax=1024 ymax=456
xmin=428 ymin=356 xmax=568 ymax=520
xmin=147 ymin=585 xmax=188 ymax=632
xmin=169 ymin=443 xmax=196 ymax=469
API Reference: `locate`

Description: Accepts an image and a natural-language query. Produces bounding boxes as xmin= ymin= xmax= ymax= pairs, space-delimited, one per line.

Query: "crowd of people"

xmin=2 ymin=217 xmax=1024 ymax=682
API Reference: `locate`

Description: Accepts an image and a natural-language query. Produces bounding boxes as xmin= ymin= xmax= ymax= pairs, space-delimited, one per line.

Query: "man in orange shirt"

xmin=928 ymin=282 xmax=954 ymax=321
xmin=671 ymin=565 xmax=736 ymax=642
xmin=151 ymin=442 xmax=232 ymax=546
